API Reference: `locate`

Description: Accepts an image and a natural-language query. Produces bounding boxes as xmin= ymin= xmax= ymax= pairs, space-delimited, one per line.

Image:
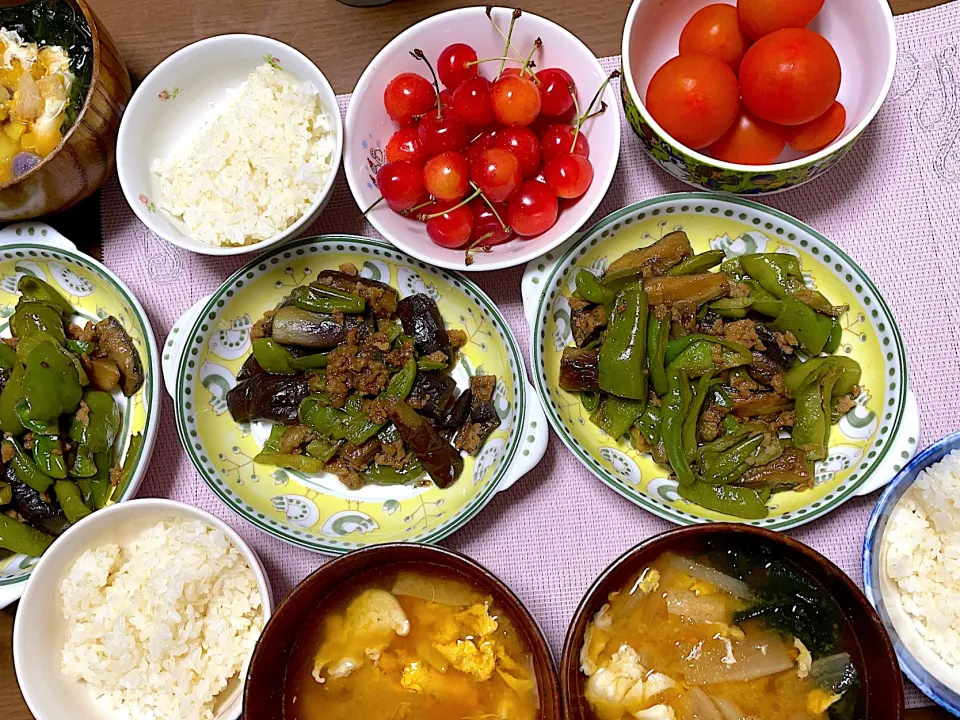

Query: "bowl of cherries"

xmin=345 ymin=5 xmax=620 ymax=270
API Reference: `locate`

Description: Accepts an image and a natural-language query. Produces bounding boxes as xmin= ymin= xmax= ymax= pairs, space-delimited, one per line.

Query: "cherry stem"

xmin=578 ymin=70 xmax=621 ymax=129
xmin=400 ymin=199 xmax=436 ymax=216
xmin=569 ymin=85 xmax=582 ymax=153
xmin=496 ymin=8 xmax=523 ymax=79
xmin=465 ymin=56 xmax=536 ymax=69
xmin=465 ymin=232 xmax=495 ymax=266
xmin=361 ymin=195 xmax=384 ymax=216
xmin=521 ymin=38 xmax=542 ymax=83
xmin=471 ymin=181 xmax=509 ymax=231
xmin=418 ymin=188 xmax=482 ymax=220
xmin=579 ymin=101 xmax=608 ymax=124
xmin=411 ymin=48 xmax=443 ymax=120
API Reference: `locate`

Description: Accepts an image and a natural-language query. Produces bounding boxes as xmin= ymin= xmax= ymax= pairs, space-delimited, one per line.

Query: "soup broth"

xmin=580 ymin=545 xmax=862 ymax=720
xmin=284 ymin=564 xmax=539 ymax=720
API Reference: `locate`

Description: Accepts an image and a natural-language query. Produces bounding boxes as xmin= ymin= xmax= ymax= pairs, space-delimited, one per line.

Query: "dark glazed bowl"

xmin=561 ymin=525 xmax=905 ymax=720
xmin=0 ymin=0 xmax=132 ymax=220
xmin=243 ymin=543 xmax=561 ymax=719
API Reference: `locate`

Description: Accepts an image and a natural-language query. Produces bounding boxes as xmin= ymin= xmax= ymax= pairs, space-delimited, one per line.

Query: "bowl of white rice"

xmin=864 ymin=431 xmax=960 ymax=716
xmin=117 ymin=34 xmax=342 ymax=256
xmin=12 ymin=498 xmax=273 ymax=720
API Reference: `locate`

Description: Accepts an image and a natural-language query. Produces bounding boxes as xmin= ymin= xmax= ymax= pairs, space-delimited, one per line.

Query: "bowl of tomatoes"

xmin=345 ymin=5 xmax=620 ymax=270
xmin=621 ymin=0 xmax=896 ymax=195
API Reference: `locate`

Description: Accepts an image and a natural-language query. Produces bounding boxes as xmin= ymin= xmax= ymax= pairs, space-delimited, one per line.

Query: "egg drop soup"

xmin=283 ymin=565 xmax=540 ymax=720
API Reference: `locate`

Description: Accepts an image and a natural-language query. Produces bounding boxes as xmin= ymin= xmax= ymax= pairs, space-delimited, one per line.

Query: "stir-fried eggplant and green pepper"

xmin=0 ymin=277 xmax=144 ymax=557
xmin=226 ymin=265 xmax=500 ymax=491
xmin=559 ymin=231 xmax=861 ymax=519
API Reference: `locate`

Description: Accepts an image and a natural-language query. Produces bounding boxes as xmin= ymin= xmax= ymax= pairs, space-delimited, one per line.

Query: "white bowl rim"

xmin=117 ymin=33 xmax=344 ymax=257
xmin=13 ymin=497 xmax=274 ymax=720
xmin=620 ymin=0 xmax=898 ymax=173
xmin=344 ymin=6 xmax=621 ymax=272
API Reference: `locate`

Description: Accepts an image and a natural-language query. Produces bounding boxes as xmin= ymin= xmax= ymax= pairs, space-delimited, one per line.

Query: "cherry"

xmin=423 ymin=151 xmax=470 ymax=201
xmin=494 ymin=127 xmax=541 ymax=178
xmin=492 ymin=74 xmax=542 ymax=127
xmin=465 ymin=126 xmax=501 ymax=163
xmin=537 ymin=68 xmax=577 ymax=122
xmin=425 ymin=200 xmax=474 ymax=248
xmin=543 ymin=153 xmax=594 ymax=199
xmin=386 ymin=128 xmax=426 ymax=166
xmin=507 ymin=180 xmax=558 ymax=236
xmin=470 ymin=148 xmax=522 ymax=203
xmin=384 ymin=73 xmax=436 ymax=127
xmin=438 ymin=88 xmax=458 ymax=118
xmin=438 ymin=43 xmax=479 ymax=89
xmin=418 ymin=113 xmax=469 ymax=156
xmin=540 ymin=124 xmax=590 ymax=163
xmin=376 ymin=161 xmax=426 ymax=212
xmin=470 ymin=199 xmax=513 ymax=247
xmin=453 ymin=76 xmax=495 ymax=129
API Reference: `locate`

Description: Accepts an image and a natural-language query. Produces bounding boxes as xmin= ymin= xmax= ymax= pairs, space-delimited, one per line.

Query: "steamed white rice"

xmin=883 ymin=449 xmax=960 ymax=688
xmin=59 ymin=520 xmax=264 ymax=719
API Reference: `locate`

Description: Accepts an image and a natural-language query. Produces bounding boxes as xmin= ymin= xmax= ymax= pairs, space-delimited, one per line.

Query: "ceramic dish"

xmin=13 ymin=498 xmax=273 ymax=720
xmin=562 ymin=525 xmax=905 ymax=719
xmin=117 ymin=34 xmax=343 ymax=256
xmin=523 ymin=193 xmax=919 ymax=529
xmin=162 ymin=234 xmax=546 ymax=553
xmin=344 ymin=5 xmax=620 ymax=271
xmin=863 ymin=431 xmax=960 ymax=715
xmin=0 ymin=222 xmax=160 ymax=608
xmin=243 ymin=543 xmax=560 ymax=719
xmin=620 ymin=0 xmax=897 ymax=195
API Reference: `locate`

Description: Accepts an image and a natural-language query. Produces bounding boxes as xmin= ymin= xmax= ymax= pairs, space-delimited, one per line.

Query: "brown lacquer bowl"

xmin=0 ymin=0 xmax=131 ymax=220
xmin=561 ymin=525 xmax=905 ymax=720
xmin=243 ymin=543 xmax=562 ymax=719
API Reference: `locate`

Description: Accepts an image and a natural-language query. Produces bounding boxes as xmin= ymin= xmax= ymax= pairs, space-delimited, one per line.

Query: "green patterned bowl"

xmin=620 ymin=0 xmax=897 ymax=195
xmin=0 ymin=223 xmax=161 ymax=607
xmin=163 ymin=235 xmax=547 ymax=553
xmin=523 ymin=193 xmax=919 ymax=530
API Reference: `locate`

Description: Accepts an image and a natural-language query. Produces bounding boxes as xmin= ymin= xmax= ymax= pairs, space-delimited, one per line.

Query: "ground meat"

xmin=278 ymin=425 xmax=315 ymax=454
xmin=325 ymin=459 xmax=366 ymax=490
xmin=773 ymin=331 xmax=799 ymax=355
xmin=698 ymin=402 xmax=729 ymax=442
xmin=769 ymin=371 xmax=789 ymax=397
xmin=365 ymin=396 xmax=392 ymax=425
xmin=701 ymin=316 xmax=724 ymax=336
xmin=339 ymin=262 xmax=358 ymax=276
xmin=728 ymin=281 xmax=752 ymax=298
xmin=730 ymin=372 xmax=761 ymax=396
xmin=386 ymin=338 xmax=416 ymax=371
xmin=774 ymin=410 xmax=796 ymax=429
xmin=723 ymin=320 xmax=764 ymax=351
xmin=307 ymin=372 xmax=326 ymax=393
xmin=75 ymin=401 xmax=90 ymax=428
xmin=110 ymin=463 xmax=123 ymax=487
xmin=375 ymin=440 xmax=407 ymax=468
xmin=341 ymin=438 xmax=381 ymax=470
xmin=448 ymin=329 xmax=468 ymax=349
xmin=568 ymin=296 xmax=590 ymax=311
xmin=1 ymin=440 xmax=14 ymax=464
xmin=571 ymin=303 xmax=608 ymax=348
xmin=836 ymin=394 xmax=857 ymax=414
xmin=647 ymin=391 xmax=662 ymax=408
xmin=67 ymin=322 xmax=97 ymax=343
xmin=670 ymin=301 xmax=698 ymax=333
xmin=325 ymin=344 xmax=391 ymax=407
xmin=250 ymin=310 xmax=275 ymax=341
xmin=362 ymin=331 xmax=392 ymax=354
xmin=470 ymin=375 xmax=497 ymax=404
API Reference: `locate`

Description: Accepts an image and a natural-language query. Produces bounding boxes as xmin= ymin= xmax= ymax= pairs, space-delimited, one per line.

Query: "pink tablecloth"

xmin=101 ymin=4 xmax=960 ymax=707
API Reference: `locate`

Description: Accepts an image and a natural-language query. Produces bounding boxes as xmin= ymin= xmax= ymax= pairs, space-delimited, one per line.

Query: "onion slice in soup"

xmin=683 ymin=630 xmax=795 ymax=684
xmin=663 ymin=553 xmax=753 ymax=599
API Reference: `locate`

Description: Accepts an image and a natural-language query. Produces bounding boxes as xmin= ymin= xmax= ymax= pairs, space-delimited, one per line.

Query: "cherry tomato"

xmin=508 ymin=181 xmax=559 ymax=237
xmin=739 ymin=28 xmax=840 ymax=126
xmin=377 ymin=161 xmax=426 ymax=212
xmin=494 ymin=127 xmax=541 ymax=178
xmin=738 ymin=0 xmax=825 ymax=40
xmin=646 ymin=54 xmax=740 ymax=149
xmin=437 ymin=43 xmax=479 ymax=89
xmin=470 ymin=199 xmax=513 ymax=247
xmin=418 ymin=113 xmax=469 ymax=156
xmin=492 ymin=74 xmax=542 ymax=127
xmin=425 ymin=200 xmax=474 ymax=248
xmin=384 ymin=73 xmax=436 ymax=127
xmin=470 ymin=148 xmax=522 ymax=203
xmin=785 ymin=101 xmax=846 ymax=152
xmin=679 ymin=4 xmax=748 ymax=71
xmin=453 ymin=76 xmax=495 ymax=129
xmin=385 ymin=128 xmax=426 ymax=166
xmin=706 ymin=107 xmax=787 ymax=165
xmin=540 ymin=124 xmax=589 ymax=163
xmin=536 ymin=68 xmax=577 ymax=122
xmin=423 ymin=151 xmax=470 ymax=201
xmin=542 ymin=153 xmax=594 ymax=199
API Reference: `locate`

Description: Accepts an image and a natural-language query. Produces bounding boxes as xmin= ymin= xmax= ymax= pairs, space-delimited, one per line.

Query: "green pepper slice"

xmin=580 ymin=391 xmax=600 ymax=412
xmin=70 ymin=448 xmax=98 ymax=478
xmin=18 ymin=276 xmax=74 ymax=316
xmin=793 ymin=368 xmax=841 ymax=460
xmin=677 ymin=482 xmax=769 ymax=519
xmin=253 ymin=338 xmax=330 ymax=374
xmin=598 ymin=282 xmax=649 ymax=401
xmin=299 ymin=398 xmax=351 ymax=439
xmin=667 ymin=250 xmax=726 ymax=276
xmin=416 ymin=358 xmax=448 ymax=372
xmin=683 ymin=372 xmax=719 ymax=461
xmin=344 ymin=359 xmax=417 ymax=445
xmin=253 ymin=452 xmax=328 ymax=473
xmin=667 ymin=337 xmax=752 ymax=377
xmin=68 ymin=391 xmax=121 ymax=452
xmin=0 ymin=514 xmax=54 ymax=556
xmin=785 ymin=356 xmax=861 ymax=397
xmin=55 ymin=480 xmax=92 ymax=523
xmin=647 ymin=313 xmax=671 ymax=396
xmin=5 ymin=437 xmax=54 ymax=492
xmin=34 ymin=435 xmax=68 ymax=479
xmin=0 ymin=342 xmax=16 ymax=369
xmin=305 ymin=436 xmax=343 ymax=464
xmin=0 ymin=480 xmax=10 ymax=506
xmin=290 ymin=284 xmax=366 ymax=314
xmin=590 ymin=396 xmax=647 ymax=439
xmin=22 ymin=340 xmax=82 ymax=419
xmin=0 ymin=364 xmax=27 ymax=435
xmin=11 ymin=301 xmax=66 ymax=345
xmin=663 ymin=370 xmax=696 ymax=487
xmin=768 ymin=297 xmax=833 ymax=355
xmin=574 ymin=269 xmax=617 ymax=306
xmin=634 ymin=406 xmax=662 ymax=447
xmin=363 ymin=460 xmax=426 ymax=485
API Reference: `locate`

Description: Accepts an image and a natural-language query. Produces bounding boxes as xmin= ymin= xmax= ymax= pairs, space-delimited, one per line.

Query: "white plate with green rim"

xmin=0 ymin=222 xmax=161 ymax=607
xmin=522 ymin=193 xmax=919 ymax=530
xmin=163 ymin=234 xmax=547 ymax=554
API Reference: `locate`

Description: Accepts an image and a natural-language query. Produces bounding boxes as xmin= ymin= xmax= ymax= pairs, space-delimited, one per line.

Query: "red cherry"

xmin=453 ymin=76 xmax=495 ymax=129
xmin=437 ymin=43 xmax=479 ymax=89
xmin=465 ymin=126 xmax=501 ymax=163
xmin=492 ymin=74 xmax=542 ymax=127
xmin=470 ymin=199 xmax=513 ymax=248
xmin=438 ymin=88 xmax=457 ymax=117
xmin=542 ymin=153 xmax=594 ymax=199
xmin=470 ymin=148 xmax=522 ymax=203
xmin=376 ymin=161 xmax=426 ymax=212
xmin=494 ymin=127 xmax=541 ymax=178
xmin=385 ymin=128 xmax=426 ymax=166
xmin=384 ymin=73 xmax=436 ymax=127
xmin=507 ymin=181 xmax=559 ymax=236
xmin=423 ymin=151 xmax=469 ymax=201
xmin=425 ymin=200 xmax=474 ymax=248
xmin=418 ymin=113 xmax=469 ymax=156
xmin=540 ymin=125 xmax=590 ymax=163
xmin=536 ymin=68 xmax=577 ymax=122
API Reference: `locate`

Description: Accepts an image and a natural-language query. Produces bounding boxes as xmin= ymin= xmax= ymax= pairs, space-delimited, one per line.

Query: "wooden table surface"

xmin=2 ymin=0 xmax=957 ymax=717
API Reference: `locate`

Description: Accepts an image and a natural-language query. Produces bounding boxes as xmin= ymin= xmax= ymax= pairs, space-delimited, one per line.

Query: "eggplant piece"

xmin=85 ymin=357 xmax=121 ymax=392
xmin=270 ymin=306 xmax=346 ymax=349
xmin=570 ymin=301 xmax=608 ymax=348
xmin=236 ymin=353 xmax=265 ymax=382
xmin=453 ymin=401 xmax=501 ymax=455
xmin=397 ymin=294 xmax=450 ymax=356
xmin=408 ymin=371 xmax=457 ymax=421
xmin=340 ymin=437 xmax=382 ymax=471
xmin=559 ymin=348 xmax=600 ymax=392
xmin=437 ymin=388 xmax=472 ymax=429
xmin=94 ymin=317 xmax=144 ymax=396
xmin=8 ymin=467 xmax=69 ymax=536
xmin=316 ymin=270 xmax=400 ymax=318
xmin=389 ymin=400 xmax=463 ymax=488
xmin=603 ymin=231 xmax=693 ymax=283
xmin=226 ymin=374 xmax=309 ymax=424
xmin=734 ymin=446 xmax=813 ymax=492
xmin=643 ymin=273 xmax=729 ymax=306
